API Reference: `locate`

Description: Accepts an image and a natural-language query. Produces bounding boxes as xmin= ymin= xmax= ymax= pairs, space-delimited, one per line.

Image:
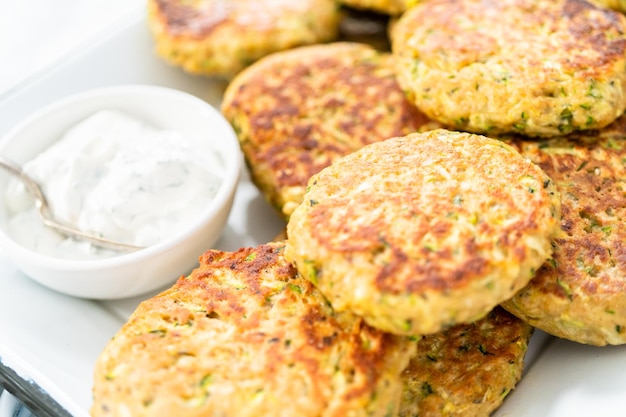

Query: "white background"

xmin=0 ymin=0 xmax=143 ymax=97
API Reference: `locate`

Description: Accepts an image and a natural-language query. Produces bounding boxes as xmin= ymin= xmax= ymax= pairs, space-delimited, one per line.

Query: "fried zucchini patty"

xmin=222 ymin=42 xmax=439 ymax=220
xmin=147 ymin=0 xmax=341 ymax=79
xmin=590 ymin=0 xmax=626 ymax=12
xmin=92 ymin=242 xmax=416 ymax=417
xmin=400 ymin=307 xmax=533 ymax=417
xmin=285 ymin=129 xmax=561 ymax=336
xmin=502 ymin=115 xmax=626 ymax=346
xmin=391 ymin=0 xmax=626 ymax=137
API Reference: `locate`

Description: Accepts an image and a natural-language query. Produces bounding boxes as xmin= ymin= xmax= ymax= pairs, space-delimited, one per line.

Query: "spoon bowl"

xmin=0 ymin=156 xmax=143 ymax=252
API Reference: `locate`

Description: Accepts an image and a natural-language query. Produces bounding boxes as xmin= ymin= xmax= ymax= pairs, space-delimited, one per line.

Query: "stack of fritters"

xmin=92 ymin=242 xmax=533 ymax=417
xmin=93 ymin=0 xmax=626 ymax=416
xmin=222 ymin=42 xmax=440 ymax=220
xmin=388 ymin=0 xmax=626 ymax=347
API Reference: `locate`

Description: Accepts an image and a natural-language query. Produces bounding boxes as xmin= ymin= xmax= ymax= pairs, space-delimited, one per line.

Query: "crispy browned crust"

xmin=222 ymin=42 xmax=440 ymax=220
xmin=392 ymin=0 xmax=626 ymax=136
xmin=150 ymin=0 xmax=228 ymax=39
xmin=92 ymin=242 xmax=416 ymax=417
xmin=502 ymin=115 xmax=626 ymax=346
xmin=400 ymin=0 xmax=626 ymax=81
xmin=399 ymin=307 xmax=533 ymax=417
xmin=590 ymin=0 xmax=626 ymax=12
xmin=147 ymin=0 xmax=341 ymax=78
xmin=285 ymin=129 xmax=561 ymax=335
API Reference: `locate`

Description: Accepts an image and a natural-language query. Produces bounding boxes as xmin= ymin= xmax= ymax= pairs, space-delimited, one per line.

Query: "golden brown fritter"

xmin=399 ymin=307 xmax=533 ymax=417
xmin=501 ymin=115 xmax=626 ymax=346
xmin=285 ymin=129 xmax=561 ymax=336
xmin=222 ymin=42 xmax=439 ymax=220
xmin=147 ymin=0 xmax=341 ymax=79
xmin=590 ymin=0 xmax=626 ymax=12
xmin=92 ymin=242 xmax=417 ymax=417
xmin=391 ymin=0 xmax=626 ymax=137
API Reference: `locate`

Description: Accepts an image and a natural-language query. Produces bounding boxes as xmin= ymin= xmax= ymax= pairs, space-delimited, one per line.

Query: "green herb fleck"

xmin=604 ymin=139 xmax=623 ymax=150
xmin=557 ymin=277 xmax=573 ymax=301
xmin=303 ymin=260 xmax=319 ymax=285
xmin=403 ymin=319 xmax=413 ymax=332
xmin=421 ymin=382 xmax=434 ymax=397
xmin=287 ymin=283 xmax=303 ymax=294
xmin=423 ymin=242 xmax=437 ymax=252
xmin=478 ymin=344 xmax=493 ymax=355
xmin=587 ymin=82 xmax=603 ymax=99
xmin=199 ymin=374 xmax=213 ymax=388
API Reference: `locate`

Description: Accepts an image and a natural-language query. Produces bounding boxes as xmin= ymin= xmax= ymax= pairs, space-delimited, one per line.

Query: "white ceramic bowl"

xmin=0 ymin=85 xmax=242 ymax=299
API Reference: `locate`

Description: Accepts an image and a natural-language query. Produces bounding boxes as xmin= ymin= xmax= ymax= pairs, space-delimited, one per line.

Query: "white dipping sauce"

xmin=4 ymin=110 xmax=224 ymax=260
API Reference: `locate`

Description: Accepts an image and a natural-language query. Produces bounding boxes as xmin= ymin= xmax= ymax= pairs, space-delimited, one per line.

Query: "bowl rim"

xmin=0 ymin=84 xmax=242 ymax=271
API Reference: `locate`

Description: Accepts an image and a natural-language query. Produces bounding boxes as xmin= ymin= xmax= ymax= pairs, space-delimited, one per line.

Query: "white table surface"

xmin=0 ymin=0 xmax=144 ymax=98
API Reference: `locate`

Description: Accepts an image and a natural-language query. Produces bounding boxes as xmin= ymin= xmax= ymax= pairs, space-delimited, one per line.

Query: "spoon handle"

xmin=0 ymin=156 xmax=143 ymax=252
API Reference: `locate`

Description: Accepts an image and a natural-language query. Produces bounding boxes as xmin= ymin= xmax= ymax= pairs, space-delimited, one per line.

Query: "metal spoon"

xmin=0 ymin=156 xmax=143 ymax=252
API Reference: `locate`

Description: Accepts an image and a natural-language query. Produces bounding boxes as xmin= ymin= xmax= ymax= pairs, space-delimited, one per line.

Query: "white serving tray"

xmin=0 ymin=11 xmax=623 ymax=417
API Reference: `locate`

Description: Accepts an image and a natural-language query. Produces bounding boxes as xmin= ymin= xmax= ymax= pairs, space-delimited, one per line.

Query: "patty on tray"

xmin=92 ymin=242 xmax=417 ymax=417
xmin=221 ymin=42 xmax=439 ymax=220
xmin=400 ymin=307 xmax=533 ymax=417
xmin=147 ymin=0 xmax=341 ymax=79
xmin=501 ymin=115 xmax=626 ymax=346
xmin=284 ymin=129 xmax=561 ymax=336
xmin=391 ymin=0 xmax=626 ymax=137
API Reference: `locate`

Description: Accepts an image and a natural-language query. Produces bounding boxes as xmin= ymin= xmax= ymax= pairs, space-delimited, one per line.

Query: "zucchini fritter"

xmin=147 ymin=0 xmax=341 ymax=79
xmin=590 ymin=0 xmax=626 ymax=12
xmin=502 ymin=115 xmax=626 ymax=346
xmin=222 ymin=42 xmax=439 ymax=220
xmin=400 ymin=307 xmax=533 ymax=417
xmin=285 ymin=129 xmax=561 ymax=336
xmin=92 ymin=242 xmax=416 ymax=417
xmin=391 ymin=0 xmax=626 ymax=137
